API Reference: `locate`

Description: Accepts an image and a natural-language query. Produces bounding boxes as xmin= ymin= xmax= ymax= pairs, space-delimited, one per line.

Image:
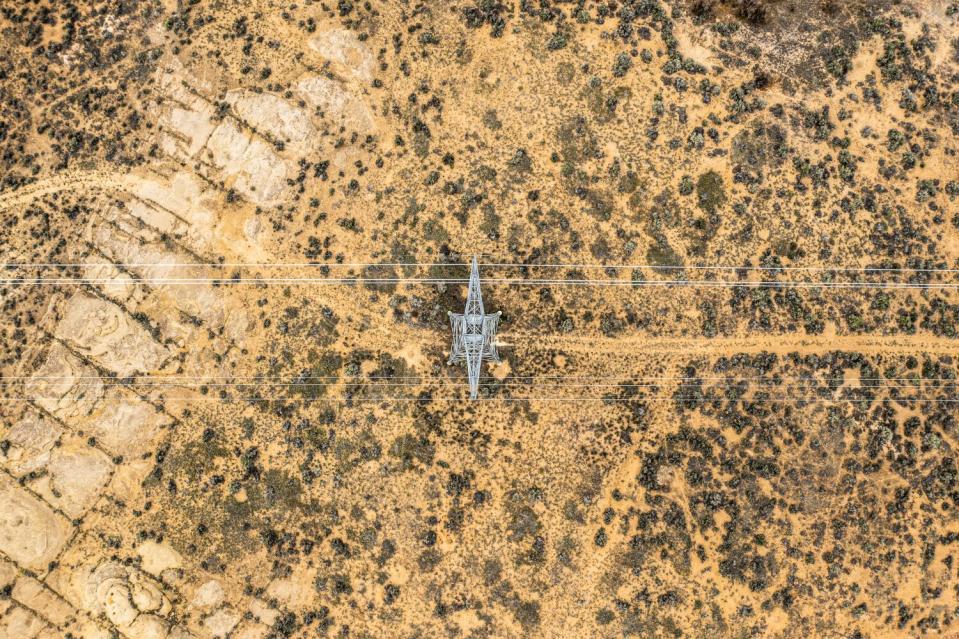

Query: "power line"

xmin=8 ymin=383 xmax=941 ymax=397
xmin=7 ymin=378 xmax=951 ymax=394
xmin=3 ymin=396 xmax=958 ymax=403
xmin=7 ymin=374 xmax=953 ymax=382
xmin=1 ymin=277 xmax=957 ymax=290
xmin=0 ymin=375 xmax=959 ymax=382
xmin=3 ymin=261 xmax=957 ymax=273
xmin=3 ymin=382 xmax=936 ymax=392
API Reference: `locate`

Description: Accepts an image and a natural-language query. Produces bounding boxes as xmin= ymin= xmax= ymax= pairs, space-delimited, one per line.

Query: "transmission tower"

xmin=448 ymin=256 xmax=501 ymax=399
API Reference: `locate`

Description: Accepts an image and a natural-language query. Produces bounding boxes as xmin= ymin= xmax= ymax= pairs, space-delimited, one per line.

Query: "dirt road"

xmin=0 ymin=170 xmax=139 ymax=212
xmin=502 ymin=331 xmax=957 ymax=357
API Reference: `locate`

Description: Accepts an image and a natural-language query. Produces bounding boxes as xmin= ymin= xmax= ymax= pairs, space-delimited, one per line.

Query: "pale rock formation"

xmin=157 ymin=83 xmax=218 ymax=159
xmin=243 ymin=216 xmax=262 ymax=244
xmin=0 ymin=604 xmax=47 ymax=638
xmin=54 ymin=292 xmax=170 ymax=376
xmin=0 ymin=474 xmax=73 ymax=572
xmin=190 ymin=580 xmax=225 ymax=610
xmin=137 ymin=168 xmax=270 ymax=262
xmin=265 ymin=572 xmax=315 ymax=608
xmin=105 ymin=457 xmax=156 ymax=502
xmin=168 ymin=627 xmax=199 ymax=639
xmin=225 ymin=90 xmax=316 ymax=152
xmin=86 ymin=170 xmax=219 ymax=263
xmin=64 ymin=618 xmax=116 ymax=639
xmin=10 ymin=572 xmax=77 ymax=626
xmin=89 ymin=221 xmax=249 ymax=345
xmin=17 ymin=341 xmax=168 ymax=493
xmin=203 ymin=608 xmax=241 ymax=638
xmin=2 ymin=410 xmax=63 ymax=477
xmin=49 ymin=544 xmax=179 ymax=631
xmin=126 ymin=171 xmax=219 ymax=254
xmin=85 ymin=400 xmax=172 ymax=458
xmin=81 ymin=257 xmax=139 ymax=303
xmin=153 ymin=50 xmax=378 ymax=209
xmin=27 ymin=441 xmax=114 ymax=517
xmin=0 ymin=559 xmax=15 ymax=585
xmin=74 ymin=561 xmax=173 ymax=630
xmin=247 ymin=598 xmax=278 ymax=626
xmin=202 ymin=118 xmax=289 ymax=205
xmin=154 ymin=63 xmax=290 ymax=207
xmin=296 ymin=75 xmax=375 ymax=134
xmin=26 ymin=342 xmax=105 ymax=421
xmin=127 ymin=613 xmax=170 ymax=639
xmin=87 ymin=565 xmax=138 ymax=626
xmin=137 ymin=541 xmax=183 ymax=578
xmin=132 ymin=172 xmax=216 ymax=232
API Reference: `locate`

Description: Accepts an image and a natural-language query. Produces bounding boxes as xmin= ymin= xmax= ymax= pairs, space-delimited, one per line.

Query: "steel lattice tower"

xmin=448 ymin=256 xmax=501 ymax=399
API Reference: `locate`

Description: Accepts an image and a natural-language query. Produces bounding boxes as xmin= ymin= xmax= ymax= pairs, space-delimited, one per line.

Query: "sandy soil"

xmin=1 ymin=1 xmax=959 ymax=638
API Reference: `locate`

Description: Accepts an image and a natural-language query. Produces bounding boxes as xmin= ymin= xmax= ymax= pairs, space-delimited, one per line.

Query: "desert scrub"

xmin=612 ymin=52 xmax=633 ymax=77
xmin=915 ymin=179 xmax=937 ymax=203
xmin=462 ymin=0 xmax=509 ymax=37
xmin=696 ymin=171 xmax=726 ymax=213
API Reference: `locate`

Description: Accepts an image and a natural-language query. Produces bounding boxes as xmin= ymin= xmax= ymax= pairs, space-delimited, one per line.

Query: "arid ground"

xmin=2 ymin=0 xmax=959 ymax=638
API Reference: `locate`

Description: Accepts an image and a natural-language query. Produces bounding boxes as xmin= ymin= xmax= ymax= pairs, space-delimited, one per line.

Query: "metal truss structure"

xmin=448 ymin=256 xmax=501 ymax=399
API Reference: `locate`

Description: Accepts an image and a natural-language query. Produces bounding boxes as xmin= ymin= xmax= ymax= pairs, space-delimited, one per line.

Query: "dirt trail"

xmin=502 ymin=332 xmax=958 ymax=357
xmin=0 ymin=170 xmax=139 ymax=212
